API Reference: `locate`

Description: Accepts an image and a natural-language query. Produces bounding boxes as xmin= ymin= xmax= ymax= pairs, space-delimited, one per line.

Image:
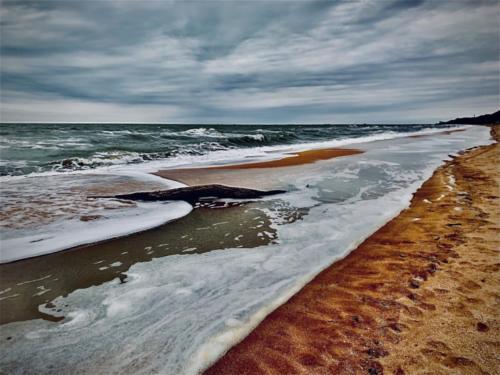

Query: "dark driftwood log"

xmin=101 ymin=184 xmax=286 ymax=204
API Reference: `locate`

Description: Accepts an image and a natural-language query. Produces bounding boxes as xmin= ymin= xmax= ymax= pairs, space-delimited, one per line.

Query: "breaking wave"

xmin=0 ymin=123 xmax=462 ymax=176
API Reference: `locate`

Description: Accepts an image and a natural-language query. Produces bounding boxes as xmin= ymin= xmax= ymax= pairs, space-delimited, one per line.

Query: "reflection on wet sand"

xmin=0 ymin=174 xmax=168 ymax=230
xmin=0 ymin=200 xmax=306 ymax=325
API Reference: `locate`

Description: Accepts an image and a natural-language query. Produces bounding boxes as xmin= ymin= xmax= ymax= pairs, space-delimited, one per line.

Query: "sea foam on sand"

xmin=0 ymin=126 xmax=494 ymax=375
xmin=1 ymin=200 xmax=193 ymax=263
xmin=0 ymin=173 xmax=190 ymax=263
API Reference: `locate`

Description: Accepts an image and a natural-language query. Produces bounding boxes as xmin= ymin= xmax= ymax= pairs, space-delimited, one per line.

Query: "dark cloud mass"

xmin=0 ymin=0 xmax=498 ymax=123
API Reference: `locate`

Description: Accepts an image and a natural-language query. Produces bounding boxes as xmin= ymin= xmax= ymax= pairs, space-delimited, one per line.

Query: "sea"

xmin=0 ymin=123 xmax=493 ymax=374
xmin=0 ymin=123 xmax=464 ymax=176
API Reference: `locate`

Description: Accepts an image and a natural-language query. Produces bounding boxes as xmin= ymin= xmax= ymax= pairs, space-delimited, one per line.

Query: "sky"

xmin=0 ymin=0 xmax=498 ymax=124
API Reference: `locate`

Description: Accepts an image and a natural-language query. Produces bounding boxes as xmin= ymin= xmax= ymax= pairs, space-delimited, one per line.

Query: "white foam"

xmin=0 ymin=200 xmax=193 ymax=263
xmin=0 ymin=293 xmax=20 ymax=302
xmin=0 ymin=169 xmax=187 ymax=262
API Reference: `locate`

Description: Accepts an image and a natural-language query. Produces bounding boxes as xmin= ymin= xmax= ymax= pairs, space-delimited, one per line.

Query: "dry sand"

xmin=205 ymin=126 xmax=499 ymax=375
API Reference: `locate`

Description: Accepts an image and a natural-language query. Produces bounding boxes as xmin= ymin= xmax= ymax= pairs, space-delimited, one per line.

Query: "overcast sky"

xmin=0 ymin=0 xmax=498 ymax=123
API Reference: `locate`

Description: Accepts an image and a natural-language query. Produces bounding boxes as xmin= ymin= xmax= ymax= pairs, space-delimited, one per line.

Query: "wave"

xmin=227 ymin=131 xmax=298 ymax=146
xmin=174 ymin=127 xmax=299 ymax=149
xmin=179 ymin=127 xmax=224 ymax=137
xmin=0 ymin=124 xmax=466 ymax=177
xmin=47 ymin=142 xmax=233 ymax=173
xmin=176 ymin=127 xmax=295 ymax=144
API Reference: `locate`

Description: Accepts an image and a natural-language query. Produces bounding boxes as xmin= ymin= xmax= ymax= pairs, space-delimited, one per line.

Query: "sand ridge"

xmin=209 ymin=148 xmax=363 ymax=169
xmin=155 ymin=148 xmax=362 ymax=189
xmin=205 ymin=126 xmax=499 ymax=375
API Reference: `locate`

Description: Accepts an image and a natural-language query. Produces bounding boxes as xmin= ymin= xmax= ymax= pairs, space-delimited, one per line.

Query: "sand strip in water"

xmin=155 ymin=148 xmax=362 ymax=188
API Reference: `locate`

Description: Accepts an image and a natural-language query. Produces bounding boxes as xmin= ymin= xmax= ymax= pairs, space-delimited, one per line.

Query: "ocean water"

xmin=0 ymin=124 xmax=494 ymax=374
xmin=0 ymin=123 xmax=458 ymax=176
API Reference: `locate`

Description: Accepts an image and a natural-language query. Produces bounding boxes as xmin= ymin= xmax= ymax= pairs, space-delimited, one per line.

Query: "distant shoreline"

xmin=437 ymin=110 xmax=500 ymax=126
xmin=0 ymin=122 xmax=468 ymax=126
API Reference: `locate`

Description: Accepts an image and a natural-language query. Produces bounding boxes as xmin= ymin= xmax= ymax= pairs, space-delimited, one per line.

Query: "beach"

xmin=2 ymin=0 xmax=498 ymax=373
xmin=206 ymin=126 xmax=499 ymax=375
xmin=0 ymin=124 xmax=496 ymax=374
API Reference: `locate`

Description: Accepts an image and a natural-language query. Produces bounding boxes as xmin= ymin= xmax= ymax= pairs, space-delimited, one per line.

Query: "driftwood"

xmin=98 ymin=184 xmax=286 ymax=204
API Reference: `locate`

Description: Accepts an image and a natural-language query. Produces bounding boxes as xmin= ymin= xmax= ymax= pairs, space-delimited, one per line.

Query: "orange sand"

xmin=155 ymin=148 xmax=362 ymax=189
xmin=205 ymin=126 xmax=499 ymax=375
xmin=211 ymin=148 xmax=363 ymax=169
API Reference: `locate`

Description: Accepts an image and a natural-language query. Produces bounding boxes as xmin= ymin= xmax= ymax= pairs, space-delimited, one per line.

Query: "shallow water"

xmin=1 ymin=201 xmax=303 ymax=324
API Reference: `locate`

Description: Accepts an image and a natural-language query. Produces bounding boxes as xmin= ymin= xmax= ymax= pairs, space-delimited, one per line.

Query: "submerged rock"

xmin=100 ymin=184 xmax=286 ymax=204
xmin=79 ymin=215 xmax=102 ymax=222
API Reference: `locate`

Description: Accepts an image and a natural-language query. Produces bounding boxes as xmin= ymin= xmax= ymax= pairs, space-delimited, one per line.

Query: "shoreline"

xmin=205 ymin=126 xmax=499 ymax=375
xmin=155 ymin=128 xmax=466 ymax=188
xmin=0 ymin=125 xmax=496 ymax=374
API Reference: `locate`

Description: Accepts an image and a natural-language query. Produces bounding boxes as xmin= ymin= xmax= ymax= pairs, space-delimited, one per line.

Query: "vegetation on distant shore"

xmin=438 ymin=110 xmax=500 ymax=125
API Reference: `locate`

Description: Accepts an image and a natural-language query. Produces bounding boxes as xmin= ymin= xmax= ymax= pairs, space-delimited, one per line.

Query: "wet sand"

xmin=0 ymin=174 xmax=166 ymax=230
xmin=205 ymin=126 xmax=499 ymax=375
xmin=0 ymin=201 xmax=301 ymax=325
xmin=156 ymin=147 xmax=362 ymax=188
xmin=212 ymin=148 xmax=363 ymax=169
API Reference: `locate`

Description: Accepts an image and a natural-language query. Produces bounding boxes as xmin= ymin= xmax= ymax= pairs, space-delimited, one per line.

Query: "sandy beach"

xmin=1 ymin=1 xmax=498 ymax=373
xmin=205 ymin=126 xmax=499 ymax=375
xmin=0 ymin=125 xmax=496 ymax=375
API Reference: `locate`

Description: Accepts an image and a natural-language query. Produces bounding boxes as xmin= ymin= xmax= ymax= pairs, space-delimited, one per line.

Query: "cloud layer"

xmin=1 ymin=0 xmax=498 ymax=123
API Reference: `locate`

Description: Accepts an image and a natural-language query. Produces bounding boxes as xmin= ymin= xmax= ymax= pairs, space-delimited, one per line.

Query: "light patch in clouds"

xmin=0 ymin=94 xmax=182 ymax=123
xmin=0 ymin=0 xmax=498 ymax=123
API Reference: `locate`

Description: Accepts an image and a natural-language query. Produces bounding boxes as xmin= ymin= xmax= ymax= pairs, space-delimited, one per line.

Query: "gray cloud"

xmin=0 ymin=0 xmax=498 ymax=123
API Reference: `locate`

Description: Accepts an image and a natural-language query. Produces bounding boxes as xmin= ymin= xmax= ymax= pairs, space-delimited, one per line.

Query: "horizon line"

xmin=0 ymin=121 xmax=441 ymax=126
